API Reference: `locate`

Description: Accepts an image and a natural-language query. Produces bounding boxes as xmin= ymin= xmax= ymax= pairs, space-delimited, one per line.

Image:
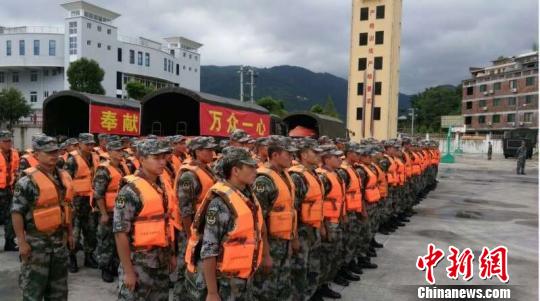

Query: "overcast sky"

xmin=1 ymin=0 xmax=538 ymax=94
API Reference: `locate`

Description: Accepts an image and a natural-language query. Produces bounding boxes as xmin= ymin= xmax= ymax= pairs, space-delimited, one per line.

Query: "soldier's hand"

xmin=68 ymin=234 xmax=75 ymax=251
xmin=320 ymin=224 xmax=328 ymax=241
xmin=169 ymin=255 xmax=177 ymax=272
xmin=19 ymin=241 xmax=31 ymax=263
xmin=291 ymin=238 xmax=301 ymax=254
xmin=124 ymin=270 xmax=137 ymax=292
xmin=206 ymin=292 xmax=221 ymax=301
xmin=262 ymin=253 xmax=273 ymax=274
xmin=100 ymin=214 xmax=109 ymax=225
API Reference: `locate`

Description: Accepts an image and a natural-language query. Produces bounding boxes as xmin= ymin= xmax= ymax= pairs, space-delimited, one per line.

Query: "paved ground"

xmin=0 ymin=154 xmax=537 ymax=300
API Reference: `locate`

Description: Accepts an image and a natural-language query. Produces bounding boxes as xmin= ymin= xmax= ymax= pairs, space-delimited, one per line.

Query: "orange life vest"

xmin=0 ymin=149 xmax=19 ymax=189
xmin=124 ymin=174 xmax=177 ymax=248
xmin=394 ymin=157 xmax=406 ymax=185
xmin=316 ymin=168 xmax=344 ymax=224
xmin=171 ymin=155 xmax=182 ymax=175
xmin=340 ymin=162 xmax=362 ymax=212
xmin=356 ymin=163 xmax=380 ymax=203
xmin=410 ymin=151 xmax=422 ymax=176
xmin=257 ymin=167 xmax=297 ymax=240
xmin=25 ymin=167 xmax=73 ymax=233
xmin=99 ymin=161 xmax=130 ymax=212
xmin=70 ymin=150 xmax=99 ymax=197
xmin=402 ymin=151 xmax=413 ymax=178
xmin=127 ymin=156 xmax=141 ymax=170
xmin=372 ymin=163 xmax=388 ymax=198
xmin=175 ymin=164 xmax=217 ymax=215
xmin=93 ymin=146 xmax=110 ymax=161
xmin=21 ymin=153 xmax=39 ymax=168
xmin=383 ymin=155 xmax=399 ymax=186
xmin=185 ymin=182 xmax=264 ymax=279
xmin=289 ymin=165 xmax=324 ymax=229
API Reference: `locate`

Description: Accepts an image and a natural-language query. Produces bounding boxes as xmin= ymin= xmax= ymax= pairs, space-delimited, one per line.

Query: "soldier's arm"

xmin=93 ymin=167 xmax=111 ymax=219
xmin=11 ymin=177 xmax=35 ymax=262
xmin=289 ymin=172 xmax=308 ymax=209
xmin=65 ymin=155 xmax=77 ymax=178
xmin=176 ymin=171 xmax=200 ymax=237
xmin=252 ymin=175 xmax=277 ymax=218
xmin=336 ymin=168 xmax=350 ymax=187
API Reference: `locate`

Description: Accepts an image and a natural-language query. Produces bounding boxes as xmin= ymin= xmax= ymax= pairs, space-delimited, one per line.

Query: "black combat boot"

xmin=371 ymin=238 xmax=383 ymax=248
xmin=69 ymin=253 xmax=79 ymax=273
xmin=317 ymin=284 xmax=341 ymax=299
xmin=84 ymin=253 xmax=98 ymax=269
xmin=349 ymin=260 xmax=364 ymax=274
xmin=4 ymin=240 xmax=18 ymax=251
xmin=358 ymin=256 xmax=378 ymax=269
xmin=101 ymin=268 xmax=114 ymax=283
xmin=333 ymin=274 xmax=350 ymax=286
xmin=341 ymin=267 xmax=361 ymax=281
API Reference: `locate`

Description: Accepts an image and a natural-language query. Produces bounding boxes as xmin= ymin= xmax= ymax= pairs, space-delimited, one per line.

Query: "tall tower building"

xmin=346 ymin=0 xmax=402 ymax=140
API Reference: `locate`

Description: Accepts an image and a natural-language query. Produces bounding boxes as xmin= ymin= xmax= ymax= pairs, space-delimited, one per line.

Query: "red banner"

xmin=199 ymin=102 xmax=270 ymax=137
xmin=90 ymin=104 xmax=140 ymax=136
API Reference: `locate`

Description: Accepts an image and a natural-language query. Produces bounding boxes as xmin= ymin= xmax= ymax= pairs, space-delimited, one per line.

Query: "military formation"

xmin=0 ymin=128 xmax=440 ymax=301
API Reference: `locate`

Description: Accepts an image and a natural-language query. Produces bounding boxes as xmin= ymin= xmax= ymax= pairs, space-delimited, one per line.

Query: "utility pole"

xmin=248 ymin=68 xmax=255 ymax=103
xmin=238 ymin=65 xmax=244 ymax=102
xmin=409 ymin=108 xmax=415 ymax=136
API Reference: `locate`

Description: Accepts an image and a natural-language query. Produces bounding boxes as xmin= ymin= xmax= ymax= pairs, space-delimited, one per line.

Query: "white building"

xmin=0 ymin=0 xmax=202 ymax=122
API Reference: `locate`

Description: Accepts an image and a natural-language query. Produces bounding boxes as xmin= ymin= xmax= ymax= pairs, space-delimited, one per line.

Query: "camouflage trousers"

xmin=172 ymin=231 xmax=188 ymax=301
xmin=355 ymin=216 xmax=371 ymax=256
xmin=366 ymin=201 xmax=383 ymax=233
xmin=0 ymin=190 xmax=14 ymax=243
xmin=118 ymin=261 xmax=169 ymax=301
xmin=252 ymin=238 xmax=292 ymax=301
xmin=19 ymin=246 xmax=69 ymax=301
xmin=184 ymin=265 xmax=253 ymax=301
xmin=342 ymin=212 xmax=361 ymax=265
xmin=96 ymin=213 xmax=118 ymax=270
xmin=72 ymin=196 xmax=97 ymax=254
xmin=319 ymin=221 xmax=343 ymax=284
xmin=291 ymin=225 xmax=321 ymax=301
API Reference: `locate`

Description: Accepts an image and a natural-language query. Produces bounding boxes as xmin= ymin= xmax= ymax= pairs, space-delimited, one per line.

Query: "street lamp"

xmin=408 ymin=108 xmax=415 ymax=136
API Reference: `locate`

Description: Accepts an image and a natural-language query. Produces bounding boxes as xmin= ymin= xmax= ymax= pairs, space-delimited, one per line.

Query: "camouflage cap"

xmin=335 ymin=137 xmax=349 ymax=144
xmin=33 ymin=135 xmax=59 ymax=152
xmin=230 ymin=129 xmax=250 ymax=143
xmin=355 ymin=145 xmax=371 ymax=156
xmin=31 ymin=133 xmax=46 ymax=142
xmin=138 ymin=139 xmax=171 ymax=156
xmin=247 ymin=138 xmax=256 ymax=144
xmin=170 ymin=135 xmax=187 ymax=144
xmin=223 ymin=146 xmax=258 ymax=167
xmin=219 ymin=139 xmax=230 ymax=149
xmin=296 ymin=137 xmax=323 ymax=153
xmin=318 ymin=135 xmax=332 ymax=144
xmin=319 ymin=144 xmax=343 ymax=157
xmin=0 ymin=130 xmax=13 ymax=141
xmin=106 ymin=140 xmax=124 ymax=152
xmin=188 ymin=136 xmax=217 ymax=151
xmin=255 ymin=137 xmax=269 ymax=147
xmin=78 ymin=133 xmax=96 ymax=145
xmin=108 ymin=135 xmax=120 ymax=142
xmin=97 ymin=133 xmax=109 ymax=141
xmin=146 ymin=134 xmax=158 ymax=139
xmin=267 ymin=135 xmax=298 ymax=153
xmin=343 ymin=142 xmax=359 ymax=153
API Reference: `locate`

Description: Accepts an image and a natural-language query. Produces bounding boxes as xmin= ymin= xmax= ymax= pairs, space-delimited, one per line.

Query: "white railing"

xmin=118 ymin=35 xmax=162 ymax=50
xmin=0 ymin=26 xmax=64 ymax=34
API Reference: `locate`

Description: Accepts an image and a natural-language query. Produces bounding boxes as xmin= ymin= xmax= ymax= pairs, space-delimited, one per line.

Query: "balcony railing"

xmin=0 ymin=26 xmax=64 ymax=34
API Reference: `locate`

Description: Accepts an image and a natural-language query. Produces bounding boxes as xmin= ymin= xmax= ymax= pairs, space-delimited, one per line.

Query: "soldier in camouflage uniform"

xmin=18 ymin=134 xmax=46 ymax=174
xmin=0 ymin=130 xmax=19 ymax=251
xmin=253 ymin=137 xmax=269 ymax=167
xmin=65 ymin=133 xmax=99 ymax=273
xmin=184 ymin=147 xmax=270 ymax=301
xmin=11 ymin=135 xmax=74 ymax=301
xmin=212 ymin=130 xmax=250 ymax=180
xmin=173 ymin=136 xmax=218 ymax=300
xmin=252 ymin=136 xmax=298 ymax=301
xmin=114 ymin=139 xmax=176 ymax=301
xmin=93 ymin=140 xmax=130 ymax=283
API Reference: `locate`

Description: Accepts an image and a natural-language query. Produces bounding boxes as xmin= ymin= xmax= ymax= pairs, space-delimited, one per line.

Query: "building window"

xmin=195 ymin=68 xmax=198 ymax=72
xmin=478 ymin=99 xmax=486 ymax=107
xmin=30 ymin=71 xmax=38 ymax=82
xmin=49 ymin=40 xmax=56 ymax=56
xmin=356 ymin=107 xmax=363 ymax=120
xmin=6 ymin=40 xmax=11 ymax=56
xmin=357 ymin=83 xmax=364 ymax=95
xmin=374 ymin=57 xmax=383 ymax=70
xmin=137 ymin=51 xmax=143 ymax=65
xmin=183 ymin=65 xmax=186 ymax=70
xmin=97 ymin=25 xmax=102 ymax=32
xmin=359 ymin=33 xmax=368 ymax=46
xmin=358 ymin=58 xmax=367 ymax=71
xmin=69 ymin=21 xmax=77 ymax=34
xmin=376 ymin=5 xmax=385 ymax=19
xmin=373 ymin=107 xmax=381 ymax=120
xmin=525 ymin=95 xmax=534 ymax=104
xmin=492 ymin=114 xmax=500 ymax=123
xmin=508 ymin=97 xmax=516 ymax=106
xmin=523 ymin=112 xmax=533 ymax=122
xmin=507 ymin=113 xmax=515 ymax=122
xmin=466 ymin=101 xmax=472 ymax=109
xmin=87 ymin=22 xmax=91 ymax=29
xmin=478 ymin=115 xmax=486 ymax=124
xmin=189 ymin=67 xmax=192 ymax=71
xmin=129 ymin=50 xmax=136 ymax=64
xmin=183 ymin=52 xmax=186 ymax=57
xmin=493 ymin=98 xmax=501 ymax=106
xmin=69 ymin=37 xmax=77 ymax=54
xmin=526 ymin=76 xmax=535 ymax=86
xmin=0 ymin=72 xmax=4 ymax=83
xmin=195 ymin=55 xmax=198 ymax=61
xmin=466 ymin=86 xmax=473 ymax=95
xmin=107 ymin=45 xmax=111 ymax=50
xmin=44 ymin=91 xmax=49 ymax=98
xmin=30 ymin=92 xmax=37 ymax=103
xmin=117 ymin=48 xmax=122 ymax=62
xmin=510 ymin=79 xmax=517 ymax=89
xmin=145 ymin=53 xmax=150 ymax=66
xmin=493 ymin=82 xmax=501 ymax=91
xmin=97 ymin=43 xmax=102 ymax=48
xmin=189 ymin=54 xmax=192 ymax=59
xmin=164 ymin=58 xmax=167 ymax=71
xmin=107 ymin=28 xmax=111 ymax=35
xmin=375 ymin=31 xmax=384 ymax=44
xmin=465 ymin=116 xmax=472 ymax=125
xmin=176 ymin=64 xmax=179 ymax=75
xmin=375 ymin=82 xmax=382 ymax=95
xmin=360 ymin=7 xmax=369 ymax=20
xmin=87 ymin=40 xmax=91 ymax=46
xmin=479 ymin=84 xmax=487 ymax=92
xmin=12 ymin=72 xmax=19 ymax=83
xmin=52 ymin=69 xmax=57 ymax=76
xmin=43 ymin=69 xmax=49 ymax=76
xmin=19 ymin=40 xmax=25 ymax=55
xmin=33 ymin=40 xmax=40 ymax=55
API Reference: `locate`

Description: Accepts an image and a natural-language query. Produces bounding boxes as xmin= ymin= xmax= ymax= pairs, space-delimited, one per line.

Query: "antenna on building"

xmin=247 ymin=67 xmax=258 ymax=103
xmin=238 ymin=65 xmax=244 ymax=102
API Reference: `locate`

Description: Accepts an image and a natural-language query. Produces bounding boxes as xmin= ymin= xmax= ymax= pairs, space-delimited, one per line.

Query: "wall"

xmin=437 ymin=137 xmax=503 ymax=154
xmin=12 ymin=125 xmax=42 ymax=151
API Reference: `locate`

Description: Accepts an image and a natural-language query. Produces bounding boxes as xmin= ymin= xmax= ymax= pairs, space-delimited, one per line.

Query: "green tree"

xmin=256 ymin=96 xmax=287 ymax=117
xmin=323 ymin=95 xmax=340 ymax=118
xmin=0 ymin=88 xmax=32 ymax=129
xmin=410 ymin=85 xmax=461 ymax=133
xmin=67 ymin=58 xmax=105 ymax=94
xmin=310 ymin=104 xmax=324 ymax=114
xmin=126 ymin=81 xmax=155 ymax=100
